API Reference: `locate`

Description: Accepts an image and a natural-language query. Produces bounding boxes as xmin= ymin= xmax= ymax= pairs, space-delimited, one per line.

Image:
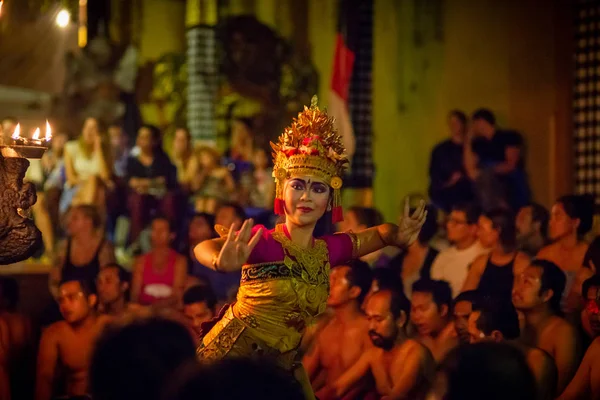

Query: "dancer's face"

xmin=284 ymin=175 xmax=330 ymax=227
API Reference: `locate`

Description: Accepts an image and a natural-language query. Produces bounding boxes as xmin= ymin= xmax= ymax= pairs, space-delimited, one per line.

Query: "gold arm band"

xmin=346 ymin=231 xmax=360 ymax=259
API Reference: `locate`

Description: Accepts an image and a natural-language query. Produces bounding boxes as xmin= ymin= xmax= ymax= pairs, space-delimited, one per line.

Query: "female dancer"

xmin=194 ymin=97 xmax=426 ymax=399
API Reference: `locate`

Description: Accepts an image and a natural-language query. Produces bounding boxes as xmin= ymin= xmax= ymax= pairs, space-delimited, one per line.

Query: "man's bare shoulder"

xmin=547 ymin=316 xmax=576 ymax=336
xmin=526 ymin=345 xmax=554 ymax=366
xmin=397 ymin=339 xmax=433 ymax=362
xmin=42 ymin=320 xmax=70 ymax=340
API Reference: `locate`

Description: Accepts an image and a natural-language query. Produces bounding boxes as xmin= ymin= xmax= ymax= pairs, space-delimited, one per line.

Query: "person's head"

xmin=231 ymin=118 xmax=254 ymax=148
xmin=471 ymin=108 xmax=496 ymax=137
xmin=550 ymin=195 xmax=594 ymax=240
xmin=468 ymin=299 xmax=520 ymax=344
xmin=365 ymin=289 xmax=411 ymax=349
xmin=477 ymin=208 xmax=517 ymax=251
xmin=162 ymin=358 xmax=304 ymax=400
xmin=150 ymin=216 xmax=174 ymax=248
xmin=448 ymin=110 xmax=467 ymax=138
xmin=365 ymin=268 xmax=404 ymax=305
xmin=1 ymin=117 xmax=17 ymax=135
xmin=453 ymin=290 xmax=481 ymax=344
xmin=430 ymin=342 xmax=536 ymax=400
xmin=173 ymin=127 xmax=191 ymax=156
xmin=252 ymin=147 xmax=270 ymax=169
xmin=411 ymin=279 xmax=452 ymax=337
xmin=327 ymin=260 xmax=372 ymax=308
xmin=340 ymin=206 xmax=384 ymax=233
xmin=90 ymin=317 xmax=196 ymax=400
xmin=136 ymin=124 xmax=162 ymax=155
xmin=108 ymin=123 xmax=127 ymax=150
xmin=582 ymin=274 xmax=600 ymax=336
xmin=182 ymin=285 xmax=217 ymax=335
xmin=81 ymin=117 xmax=101 ymax=146
xmin=196 ymin=145 xmax=220 ymax=169
xmin=215 ymin=203 xmax=246 ymax=228
xmin=0 ymin=277 xmax=19 ymax=312
xmin=51 ymin=131 xmax=69 ymax=155
xmin=96 ymin=264 xmax=130 ymax=308
xmin=512 ymin=259 xmax=566 ymax=315
xmin=188 ymin=213 xmax=215 ymax=246
xmin=516 ymin=203 xmax=549 ymax=240
xmin=415 ymin=204 xmax=439 ymax=246
xmin=283 ymin=175 xmax=333 ymax=228
xmin=66 ymin=205 xmax=103 ymax=237
xmin=57 ymin=278 xmax=97 ymax=324
xmin=447 ymin=203 xmax=481 ymax=245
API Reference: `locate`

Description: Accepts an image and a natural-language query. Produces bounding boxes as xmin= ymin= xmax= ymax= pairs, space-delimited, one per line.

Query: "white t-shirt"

xmin=65 ymin=140 xmax=102 ymax=185
xmin=430 ymin=241 xmax=489 ymax=297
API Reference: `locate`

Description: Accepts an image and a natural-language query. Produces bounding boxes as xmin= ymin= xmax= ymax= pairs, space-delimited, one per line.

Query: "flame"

xmin=32 ymin=128 xmax=41 ymax=140
xmin=45 ymin=120 xmax=52 ymax=141
xmin=11 ymin=124 xmax=21 ymax=140
xmin=0 ymin=1 xmax=3 ymax=18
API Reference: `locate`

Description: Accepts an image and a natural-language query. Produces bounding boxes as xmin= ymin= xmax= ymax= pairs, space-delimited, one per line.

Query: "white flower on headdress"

xmin=327 ymin=147 xmax=345 ymax=161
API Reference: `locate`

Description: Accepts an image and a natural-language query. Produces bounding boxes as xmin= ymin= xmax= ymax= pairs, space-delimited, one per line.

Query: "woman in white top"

xmin=60 ymin=117 xmax=112 ymax=218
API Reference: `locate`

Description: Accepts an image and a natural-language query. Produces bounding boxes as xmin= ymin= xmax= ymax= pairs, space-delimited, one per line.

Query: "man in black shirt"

xmin=464 ymin=108 xmax=530 ymax=211
xmin=428 ymin=110 xmax=474 ymax=213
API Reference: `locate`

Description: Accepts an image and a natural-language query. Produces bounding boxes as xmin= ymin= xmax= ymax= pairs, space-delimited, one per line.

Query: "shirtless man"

xmin=467 ymin=299 xmax=557 ymax=400
xmin=96 ymin=264 xmax=130 ymax=316
xmin=410 ymin=279 xmax=458 ymax=361
xmin=452 ymin=290 xmax=480 ymax=344
xmin=304 ymin=261 xmax=373 ymax=397
xmin=35 ymin=279 xmax=111 ymax=400
xmin=559 ymin=336 xmax=600 ymax=400
xmin=182 ymin=284 xmax=217 ymax=336
xmin=512 ymin=259 xmax=580 ymax=394
xmin=320 ymin=289 xmax=434 ymax=400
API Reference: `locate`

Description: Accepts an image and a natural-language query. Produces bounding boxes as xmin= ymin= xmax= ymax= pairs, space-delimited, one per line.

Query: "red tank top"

xmin=139 ymin=249 xmax=177 ymax=305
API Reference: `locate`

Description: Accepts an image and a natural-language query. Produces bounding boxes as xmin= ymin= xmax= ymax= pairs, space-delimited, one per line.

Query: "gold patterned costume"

xmin=197 ymin=97 xmax=353 ymax=399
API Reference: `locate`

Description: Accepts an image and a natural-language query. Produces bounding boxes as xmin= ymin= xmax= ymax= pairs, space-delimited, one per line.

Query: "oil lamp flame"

xmin=45 ymin=120 xmax=52 ymax=141
xmin=32 ymin=128 xmax=41 ymax=140
xmin=11 ymin=124 xmax=20 ymax=140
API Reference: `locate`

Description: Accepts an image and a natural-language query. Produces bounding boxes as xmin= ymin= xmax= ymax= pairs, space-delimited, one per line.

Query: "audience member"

xmin=131 ymin=216 xmax=187 ymax=308
xmin=96 ymin=264 xmax=130 ymax=316
xmin=512 ymin=259 xmax=580 ymax=393
xmin=215 ymin=202 xmax=246 ymax=231
xmin=126 ymin=124 xmax=181 ymax=244
xmin=50 ymin=205 xmax=116 ymax=298
xmin=171 ymin=127 xmax=195 ymax=193
xmin=429 ymin=342 xmax=536 ymax=400
xmin=90 ymin=317 xmax=197 ymax=400
xmin=462 ymin=208 xmax=529 ymax=303
xmin=42 ymin=131 xmax=68 ymax=236
xmin=184 ymin=212 xmax=238 ymax=301
xmin=388 ymin=205 xmax=440 ymax=298
xmin=516 ymin=202 xmax=549 ymax=257
xmin=108 ymin=123 xmax=130 ymax=179
xmin=60 ymin=117 xmax=112 ymax=217
xmin=321 ymin=289 xmax=434 ymax=400
xmin=410 ymin=279 xmax=458 ymax=361
xmin=363 ymin=268 xmax=403 ymax=307
xmin=430 ymin=203 xmax=488 ymax=296
xmin=537 ymin=195 xmax=595 ymax=314
xmin=468 ymin=299 xmax=557 ymax=400
xmin=428 ymin=110 xmax=474 ymax=212
xmin=464 ymin=108 xmax=530 ymax=210
xmin=162 ymin=358 xmax=304 ymax=400
xmin=35 ymin=279 xmax=111 ymax=400
xmin=581 ymin=274 xmax=600 ymax=339
xmin=304 ymin=261 xmax=373 ymax=397
xmin=340 ymin=206 xmax=387 ymax=267
xmin=190 ymin=146 xmax=235 ymax=214
xmin=252 ymin=148 xmax=275 ymax=207
xmin=452 ymin=290 xmax=480 ymax=344
xmin=182 ymin=285 xmax=217 ymax=337
xmin=558 ymin=336 xmax=600 ymax=400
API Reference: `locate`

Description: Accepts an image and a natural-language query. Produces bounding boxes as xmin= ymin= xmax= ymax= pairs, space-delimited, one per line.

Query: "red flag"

xmin=329 ymin=0 xmax=359 ymax=160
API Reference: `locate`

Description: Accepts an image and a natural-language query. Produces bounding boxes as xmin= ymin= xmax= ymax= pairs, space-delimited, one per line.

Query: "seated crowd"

xmin=0 ymin=111 xmax=599 ymax=400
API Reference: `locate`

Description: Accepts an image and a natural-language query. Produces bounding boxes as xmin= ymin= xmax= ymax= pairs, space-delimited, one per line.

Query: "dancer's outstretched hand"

xmin=216 ymin=219 xmax=263 ymax=271
xmin=396 ymin=198 xmax=428 ymax=248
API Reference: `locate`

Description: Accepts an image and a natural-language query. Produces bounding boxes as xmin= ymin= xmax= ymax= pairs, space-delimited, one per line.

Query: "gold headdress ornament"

xmin=270 ymin=95 xmax=349 ymax=223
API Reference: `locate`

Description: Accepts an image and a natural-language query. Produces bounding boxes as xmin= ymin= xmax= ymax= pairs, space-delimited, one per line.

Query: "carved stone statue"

xmin=0 ymin=154 xmax=42 ymax=264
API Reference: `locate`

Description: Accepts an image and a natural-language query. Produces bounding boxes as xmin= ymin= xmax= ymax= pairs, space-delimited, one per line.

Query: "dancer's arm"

xmin=353 ymin=200 xmax=427 ymax=258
